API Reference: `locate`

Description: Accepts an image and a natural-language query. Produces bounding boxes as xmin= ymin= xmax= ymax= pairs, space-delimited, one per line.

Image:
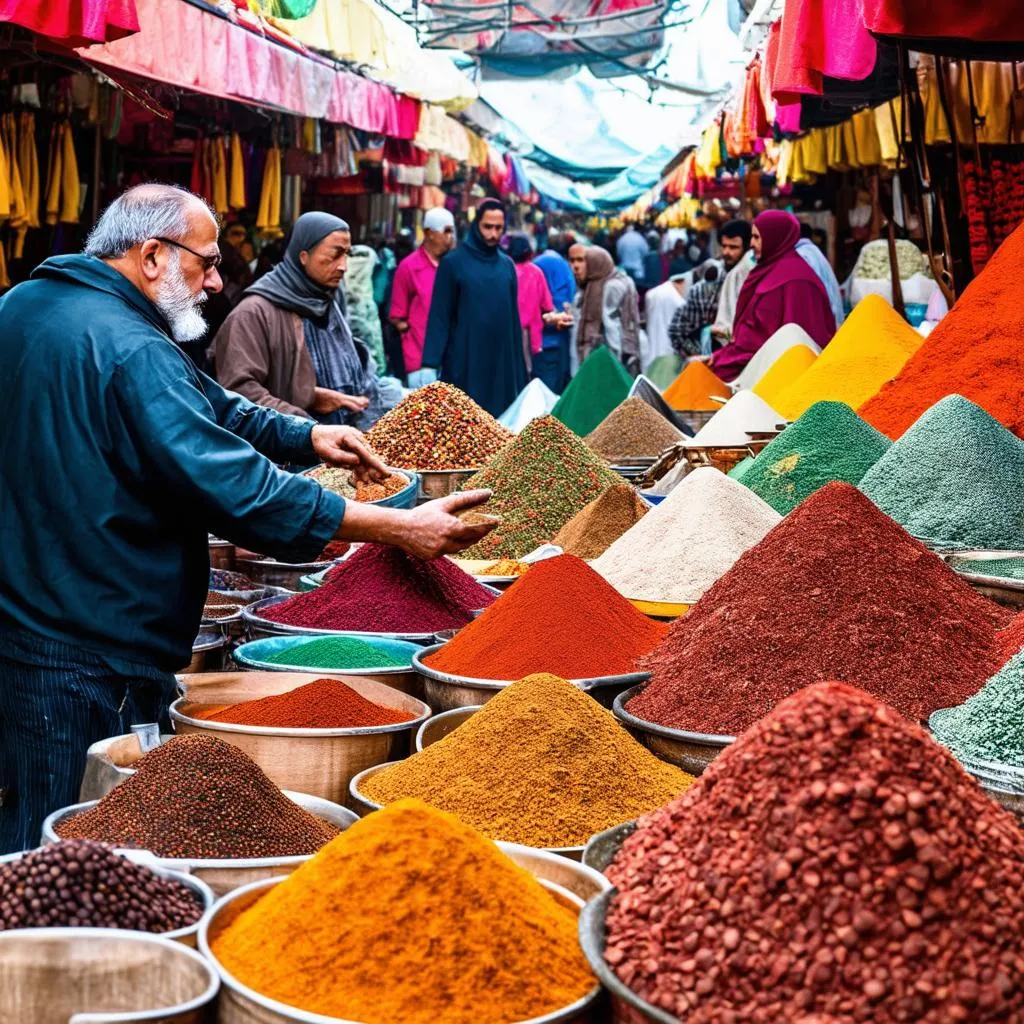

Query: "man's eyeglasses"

xmin=155 ymin=237 xmax=222 ymax=272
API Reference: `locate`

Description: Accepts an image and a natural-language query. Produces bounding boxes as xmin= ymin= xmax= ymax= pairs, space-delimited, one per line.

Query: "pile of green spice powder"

xmin=263 ymin=636 xmax=409 ymax=670
xmin=460 ymin=415 xmax=622 ymax=559
xmin=931 ymin=650 xmax=1024 ymax=768
xmin=741 ymin=401 xmax=891 ymax=514
xmin=859 ymin=395 xmax=1024 ymax=550
xmin=949 ymin=555 xmax=1024 ymax=581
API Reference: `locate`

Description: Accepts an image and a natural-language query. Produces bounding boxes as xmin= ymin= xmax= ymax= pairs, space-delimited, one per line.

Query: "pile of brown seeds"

xmin=584 ymin=397 xmax=685 ymax=462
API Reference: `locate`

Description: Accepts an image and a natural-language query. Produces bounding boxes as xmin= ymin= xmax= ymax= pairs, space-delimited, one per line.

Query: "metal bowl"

xmin=302 ymin=466 xmax=420 ymax=510
xmin=348 ymin=764 xmax=586 ymax=861
xmin=241 ymin=595 xmax=446 ymax=643
xmin=578 ymin=891 xmax=680 ymax=1024
xmin=42 ymin=791 xmax=357 ymax=898
xmin=0 ymin=850 xmax=214 ymax=948
xmin=199 ymin=850 xmax=607 ymax=1024
xmin=231 ymin=635 xmax=421 ymax=694
xmin=170 ymin=672 xmax=431 ymax=804
xmin=413 ymin=643 xmax=650 ymax=713
xmin=416 ymin=467 xmax=480 ymax=501
xmin=208 ymin=537 xmax=235 ymax=570
xmin=581 ymin=820 xmax=637 ymax=874
xmin=235 ymin=557 xmax=337 ymax=593
xmin=79 ymin=732 xmax=177 ymax=802
xmin=415 ymin=705 xmax=480 ymax=750
xmin=613 ymin=685 xmax=733 ymax=775
xmin=0 ymin=927 xmax=220 ymax=1023
xmin=178 ymin=629 xmax=227 ymax=674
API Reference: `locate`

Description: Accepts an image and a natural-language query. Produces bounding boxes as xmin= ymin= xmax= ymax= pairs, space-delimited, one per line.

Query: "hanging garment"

xmin=15 ymin=112 xmax=39 ymax=257
xmin=862 ymin=0 xmax=1024 ymax=56
xmin=0 ymin=0 xmax=139 ymax=46
xmin=229 ymin=133 xmax=246 ymax=210
xmin=256 ymin=145 xmax=283 ymax=239
xmin=45 ymin=122 xmax=80 ymax=226
xmin=211 ymin=137 xmax=228 ymax=215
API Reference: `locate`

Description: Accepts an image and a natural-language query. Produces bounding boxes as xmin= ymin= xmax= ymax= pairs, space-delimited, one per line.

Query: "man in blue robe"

xmin=417 ymin=199 xmax=528 ymax=415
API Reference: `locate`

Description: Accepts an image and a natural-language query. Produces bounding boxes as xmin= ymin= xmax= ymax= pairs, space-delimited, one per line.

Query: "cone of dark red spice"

xmin=604 ymin=681 xmax=1024 ymax=1023
xmin=629 ymin=482 xmax=1012 ymax=736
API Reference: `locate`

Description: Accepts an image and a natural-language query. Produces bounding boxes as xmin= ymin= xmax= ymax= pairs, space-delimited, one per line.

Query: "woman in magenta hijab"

xmin=709 ymin=210 xmax=836 ymax=383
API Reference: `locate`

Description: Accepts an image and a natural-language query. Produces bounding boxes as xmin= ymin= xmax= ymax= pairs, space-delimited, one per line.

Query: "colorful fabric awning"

xmin=1 ymin=0 xmax=139 ymax=46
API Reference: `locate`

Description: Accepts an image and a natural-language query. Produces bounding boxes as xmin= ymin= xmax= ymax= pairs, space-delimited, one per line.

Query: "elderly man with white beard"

xmin=0 ymin=184 xmax=497 ymax=852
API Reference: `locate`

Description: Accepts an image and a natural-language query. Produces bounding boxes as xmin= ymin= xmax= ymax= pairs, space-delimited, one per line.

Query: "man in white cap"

xmin=389 ymin=207 xmax=455 ymax=385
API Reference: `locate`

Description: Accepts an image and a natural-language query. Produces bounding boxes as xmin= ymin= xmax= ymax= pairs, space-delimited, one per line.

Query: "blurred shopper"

xmin=344 ymin=244 xmax=386 ymax=373
xmin=643 ymin=271 xmax=686 ymax=368
xmin=710 ymin=211 xmax=836 ymax=383
xmin=507 ymin=235 xmax=553 ymax=378
xmin=420 ymin=199 xmax=527 ymax=415
xmin=642 ymin=229 xmax=664 ymax=290
xmin=389 ymin=207 xmax=455 ymax=384
xmin=797 ymin=222 xmax=845 ymax=327
xmin=568 ymin=243 xmax=640 ymax=375
xmin=616 ymin=223 xmax=648 ymax=285
xmin=711 ymin=220 xmax=754 ymax=342
xmin=214 ymin=212 xmax=382 ymax=429
xmin=533 ymin=233 xmax=576 ymax=393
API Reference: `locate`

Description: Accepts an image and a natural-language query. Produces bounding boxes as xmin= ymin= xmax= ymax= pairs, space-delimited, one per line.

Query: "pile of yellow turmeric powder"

xmin=360 ymin=673 xmax=693 ymax=847
xmin=211 ymin=799 xmax=594 ymax=1024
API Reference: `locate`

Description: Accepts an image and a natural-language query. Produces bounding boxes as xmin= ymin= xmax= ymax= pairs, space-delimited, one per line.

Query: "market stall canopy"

xmin=592 ymin=143 xmax=693 ymax=208
xmin=520 ymin=161 xmax=596 ymax=212
xmin=1 ymin=0 xmax=139 ymax=46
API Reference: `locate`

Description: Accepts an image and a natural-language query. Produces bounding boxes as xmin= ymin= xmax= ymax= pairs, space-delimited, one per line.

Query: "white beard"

xmin=156 ymin=251 xmax=208 ymax=343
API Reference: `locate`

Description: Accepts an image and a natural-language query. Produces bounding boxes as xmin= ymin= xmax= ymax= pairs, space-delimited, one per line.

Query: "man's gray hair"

xmin=85 ymin=184 xmax=217 ymax=259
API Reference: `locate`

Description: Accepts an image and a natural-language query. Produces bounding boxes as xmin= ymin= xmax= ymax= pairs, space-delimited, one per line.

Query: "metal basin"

xmin=413 ymin=644 xmax=650 ymax=712
xmin=241 ymin=595 xmax=442 ymax=643
xmin=42 ymin=791 xmax=357 ymax=898
xmin=234 ymin=557 xmax=336 ymax=593
xmin=416 ymin=467 xmax=479 ymax=501
xmin=612 ymin=685 xmax=733 ymax=775
xmin=0 ymin=927 xmax=219 ymax=1023
xmin=80 ymin=732 xmax=176 ymax=802
xmin=302 ymin=466 xmax=420 ymax=510
xmin=209 ymin=538 xmax=235 ymax=571
xmin=170 ymin=672 xmax=431 ymax=804
xmin=348 ymin=764 xmax=586 ymax=861
xmin=581 ymin=820 xmax=637 ymax=874
xmin=578 ymin=891 xmax=680 ymax=1024
xmin=415 ymin=705 xmax=480 ymax=750
xmin=230 ymin=635 xmax=420 ymax=696
xmin=200 ymin=847 xmax=607 ymax=1024
xmin=178 ymin=629 xmax=227 ymax=674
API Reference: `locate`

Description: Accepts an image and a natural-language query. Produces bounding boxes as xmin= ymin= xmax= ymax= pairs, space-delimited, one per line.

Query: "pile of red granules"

xmin=630 ymin=483 xmax=1012 ymax=735
xmin=262 ymin=544 xmax=496 ymax=633
xmin=605 ymin=681 xmax=1024 ymax=1023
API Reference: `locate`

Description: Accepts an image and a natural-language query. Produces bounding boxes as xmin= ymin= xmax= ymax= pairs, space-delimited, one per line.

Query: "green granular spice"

xmin=460 ymin=415 xmax=622 ymax=559
xmin=931 ymin=650 xmax=1024 ymax=768
xmin=264 ymin=637 xmax=408 ymax=669
xmin=949 ymin=556 xmax=1024 ymax=581
xmin=727 ymin=456 xmax=756 ymax=484
xmin=860 ymin=395 xmax=1024 ymax=550
xmin=742 ymin=401 xmax=890 ymax=514
xmin=585 ymin=397 xmax=684 ymax=462
xmin=551 ymin=347 xmax=633 ymax=437
xmin=644 ymin=354 xmax=683 ymax=392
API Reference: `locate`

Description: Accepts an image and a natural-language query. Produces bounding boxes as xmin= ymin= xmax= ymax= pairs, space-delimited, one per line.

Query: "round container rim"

xmin=231 ymin=635 xmax=420 ymax=677
xmin=241 ymin=596 xmax=440 ymax=642
xmin=612 ymin=684 xmax=736 ymax=745
xmin=413 ymin=643 xmax=652 ymax=692
xmin=414 ymin=705 xmax=482 ymax=752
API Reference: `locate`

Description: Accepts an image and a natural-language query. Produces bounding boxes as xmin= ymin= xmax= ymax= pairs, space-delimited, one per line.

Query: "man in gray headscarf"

xmin=214 ymin=212 xmax=384 ymax=430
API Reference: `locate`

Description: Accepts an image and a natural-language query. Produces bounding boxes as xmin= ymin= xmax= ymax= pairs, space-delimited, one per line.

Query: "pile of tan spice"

xmin=210 ymin=799 xmax=595 ymax=1024
xmin=478 ymin=558 xmax=531 ymax=577
xmin=553 ymin=483 xmax=649 ymax=560
xmin=359 ymin=673 xmax=692 ymax=847
xmin=585 ymin=396 xmax=685 ymax=462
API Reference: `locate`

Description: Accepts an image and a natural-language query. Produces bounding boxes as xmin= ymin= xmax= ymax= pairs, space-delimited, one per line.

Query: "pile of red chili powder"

xmin=262 ymin=544 xmax=495 ymax=633
xmin=425 ymin=554 xmax=666 ymax=680
xmin=604 ymin=682 xmax=1024 ymax=1023
xmin=630 ymin=483 xmax=1011 ymax=734
xmin=200 ymin=679 xmax=415 ymax=729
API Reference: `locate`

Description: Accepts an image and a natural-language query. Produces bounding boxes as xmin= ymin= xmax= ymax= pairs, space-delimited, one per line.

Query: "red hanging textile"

xmin=0 ymin=0 xmax=139 ymax=45
xmin=778 ymin=0 xmax=876 ymax=84
xmin=862 ymin=0 xmax=1024 ymax=50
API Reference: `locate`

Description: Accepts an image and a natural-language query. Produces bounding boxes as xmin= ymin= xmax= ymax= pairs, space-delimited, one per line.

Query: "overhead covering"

xmin=273 ymin=0 xmax=476 ymax=109
xmin=520 ymin=160 xmax=596 ymax=212
xmin=0 ymin=0 xmax=139 ymax=46
xmin=592 ymin=143 xmax=690 ymax=207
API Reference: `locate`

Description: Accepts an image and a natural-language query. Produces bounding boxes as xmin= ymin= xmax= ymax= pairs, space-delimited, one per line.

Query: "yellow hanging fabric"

xmin=803 ymin=128 xmax=828 ymax=175
xmin=211 ymin=137 xmax=228 ymax=215
xmin=826 ymin=124 xmax=849 ymax=171
xmin=851 ymin=109 xmax=883 ymax=168
xmin=0 ymin=123 xmax=12 ymax=220
xmin=229 ymin=133 xmax=246 ymax=211
xmin=776 ymin=139 xmax=794 ymax=186
xmin=788 ymin=136 xmax=809 ymax=183
xmin=44 ymin=124 xmax=63 ymax=225
xmin=0 ymin=242 xmax=9 ymax=290
xmin=59 ymin=122 xmax=80 ymax=224
xmin=841 ymin=119 xmax=860 ymax=168
xmin=874 ymin=99 xmax=903 ymax=166
xmin=256 ymin=145 xmax=283 ymax=239
xmin=15 ymin=113 xmax=39 ymax=257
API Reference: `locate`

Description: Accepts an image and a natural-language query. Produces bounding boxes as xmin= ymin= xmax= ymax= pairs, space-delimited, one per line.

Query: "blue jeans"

xmin=0 ymin=627 xmax=175 ymax=853
xmin=533 ymin=341 xmax=570 ymax=395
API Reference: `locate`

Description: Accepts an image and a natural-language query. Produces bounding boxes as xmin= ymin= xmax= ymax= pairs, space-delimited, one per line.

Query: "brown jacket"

xmin=212 ymin=295 xmax=315 ymax=418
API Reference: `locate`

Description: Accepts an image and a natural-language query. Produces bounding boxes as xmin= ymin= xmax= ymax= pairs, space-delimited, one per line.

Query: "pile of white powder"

xmin=592 ymin=467 xmax=782 ymax=603
xmin=733 ymin=324 xmax=822 ymax=390
xmin=689 ymin=390 xmax=786 ymax=447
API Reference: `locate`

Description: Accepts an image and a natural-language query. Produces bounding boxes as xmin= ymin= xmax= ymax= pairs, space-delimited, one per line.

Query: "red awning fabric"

xmin=861 ymin=0 xmax=1024 ymax=56
xmin=0 ymin=0 xmax=139 ymax=46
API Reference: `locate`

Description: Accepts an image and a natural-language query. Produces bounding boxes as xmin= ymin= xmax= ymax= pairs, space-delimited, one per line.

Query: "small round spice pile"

xmin=425 ymin=554 xmax=667 ymax=680
xmin=630 ymin=483 xmax=1012 ymax=734
xmin=478 ymin=558 xmax=531 ymax=577
xmin=750 ymin=342 xmax=818 ymax=406
xmin=859 ymin=394 xmax=1024 ymax=550
xmin=605 ymin=682 xmax=1024 ymax=1022
xmin=262 ymin=636 xmax=409 ymax=670
xmin=584 ymin=397 xmax=685 ymax=462
xmin=210 ymin=799 xmax=595 ymax=1024
xmin=199 ymin=679 xmax=415 ymax=729
xmin=210 ymin=569 xmax=261 ymax=591
xmin=262 ymin=544 xmax=495 ymax=633
xmin=742 ymin=400 xmax=891 ymax=514
xmin=460 ymin=415 xmax=622 ymax=559
xmin=307 ymin=465 xmax=409 ymax=502
xmin=551 ymin=346 xmax=633 ymax=436
xmin=366 ymin=382 xmax=512 ymax=470
xmin=55 ymin=735 xmax=337 ymax=858
xmin=552 ymin=484 xmax=650 ymax=560
xmin=661 ymin=360 xmax=731 ymax=411
xmin=204 ymin=590 xmax=245 ymax=619
xmin=932 ymin=650 xmax=1024 ymax=769
xmin=0 ymin=841 xmax=203 ymax=933
xmin=360 ymin=673 xmax=692 ymax=847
